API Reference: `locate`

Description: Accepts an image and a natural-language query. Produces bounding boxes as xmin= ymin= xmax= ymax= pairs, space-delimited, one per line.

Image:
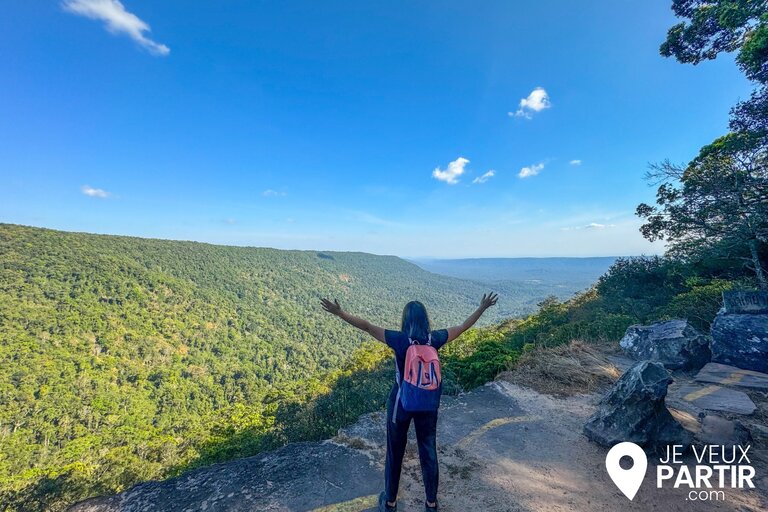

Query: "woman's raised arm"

xmin=320 ymin=298 xmax=386 ymax=343
xmin=446 ymin=292 xmax=498 ymax=343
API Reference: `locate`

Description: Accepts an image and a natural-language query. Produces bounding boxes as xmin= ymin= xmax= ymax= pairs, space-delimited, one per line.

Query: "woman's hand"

xmin=320 ymin=298 xmax=343 ymax=316
xmin=320 ymin=298 xmax=386 ymax=342
xmin=480 ymin=292 xmax=499 ymax=310
xmin=447 ymin=292 xmax=499 ymax=343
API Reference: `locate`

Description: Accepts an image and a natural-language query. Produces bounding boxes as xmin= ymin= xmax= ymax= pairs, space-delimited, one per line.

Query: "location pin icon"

xmin=605 ymin=442 xmax=647 ymax=501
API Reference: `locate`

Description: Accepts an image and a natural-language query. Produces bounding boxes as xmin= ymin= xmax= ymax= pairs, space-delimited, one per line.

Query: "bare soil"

xmin=382 ymin=343 xmax=767 ymax=512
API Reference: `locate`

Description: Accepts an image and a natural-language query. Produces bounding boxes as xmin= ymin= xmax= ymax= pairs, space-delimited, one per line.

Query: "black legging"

xmin=384 ymin=386 xmax=439 ymax=504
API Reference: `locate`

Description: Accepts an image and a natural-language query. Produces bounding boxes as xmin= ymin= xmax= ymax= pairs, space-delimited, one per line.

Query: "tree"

xmin=637 ymin=132 xmax=768 ymax=288
xmin=730 ymin=85 xmax=768 ymax=134
xmin=660 ymin=1 xmax=768 ymax=84
xmin=644 ymin=2 xmax=768 ymax=289
xmin=661 ymin=1 xmax=768 ymax=142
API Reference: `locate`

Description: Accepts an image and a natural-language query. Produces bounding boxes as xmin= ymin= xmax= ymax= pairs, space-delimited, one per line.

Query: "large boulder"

xmin=710 ymin=291 xmax=768 ymax=373
xmin=584 ymin=361 xmax=692 ymax=449
xmin=619 ymin=319 xmax=711 ymax=371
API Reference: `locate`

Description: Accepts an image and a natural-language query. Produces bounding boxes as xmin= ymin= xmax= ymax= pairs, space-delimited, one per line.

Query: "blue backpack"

xmin=394 ymin=335 xmax=442 ymax=419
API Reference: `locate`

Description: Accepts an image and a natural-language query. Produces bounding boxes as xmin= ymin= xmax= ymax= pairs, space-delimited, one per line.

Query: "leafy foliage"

xmin=0 ymin=223 xmax=539 ymax=511
xmin=636 ymin=133 xmax=768 ymax=287
xmin=443 ymin=251 xmax=760 ymax=394
xmin=661 ymin=0 xmax=768 ymax=83
xmin=655 ymin=2 xmax=768 ymax=290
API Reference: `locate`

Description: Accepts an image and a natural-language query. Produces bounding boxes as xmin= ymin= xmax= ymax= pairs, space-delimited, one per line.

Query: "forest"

xmin=3 ymin=227 xmax=763 ymax=511
xmin=0 ymin=223 xmax=559 ymax=511
xmin=2 ymin=216 xmax=763 ymax=511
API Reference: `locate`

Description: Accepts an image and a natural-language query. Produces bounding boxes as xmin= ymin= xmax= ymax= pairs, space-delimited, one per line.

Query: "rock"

xmin=699 ymin=414 xmax=753 ymax=446
xmin=619 ymin=319 xmax=711 ymax=371
xmin=71 ymin=384 xmax=525 ymax=512
xmin=722 ymin=290 xmax=768 ymax=314
xmin=335 ymin=410 xmax=386 ymax=451
xmin=604 ymin=354 xmax=635 ymax=373
xmin=668 ymin=383 xmax=757 ymax=415
xmin=694 ymin=362 xmax=768 ymax=390
xmin=666 ymin=408 xmax=753 ymax=447
xmin=583 ymin=361 xmax=692 ymax=449
xmin=711 ymin=297 xmax=768 ymax=373
xmin=69 ymin=441 xmax=383 ymax=512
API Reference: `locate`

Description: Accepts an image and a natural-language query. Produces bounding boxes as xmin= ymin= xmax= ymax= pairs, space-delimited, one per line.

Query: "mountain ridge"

xmin=0 ymin=223 xmax=625 ymax=510
xmin=411 ymin=256 xmax=618 ymax=287
xmin=0 ymin=223 xmax=533 ymax=510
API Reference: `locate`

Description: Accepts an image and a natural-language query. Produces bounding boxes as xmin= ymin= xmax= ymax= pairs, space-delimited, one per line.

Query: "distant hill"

xmin=411 ymin=257 xmax=618 ymax=294
xmin=0 ymin=224 xmax=565 ymax=510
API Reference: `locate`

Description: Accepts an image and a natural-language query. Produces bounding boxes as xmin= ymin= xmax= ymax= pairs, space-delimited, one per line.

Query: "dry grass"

xmin=497 ymin=341 xmax=621 ymax=397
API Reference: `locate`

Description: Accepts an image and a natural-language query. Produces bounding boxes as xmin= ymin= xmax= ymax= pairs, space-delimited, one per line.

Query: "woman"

xmin=320 ymin=293 xmax=499 ymax=512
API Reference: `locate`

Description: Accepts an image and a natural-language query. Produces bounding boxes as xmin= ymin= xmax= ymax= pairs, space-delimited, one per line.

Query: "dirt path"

xmin=342 ymin=344 xmax=768 ymax=512
xmin=417 ymin=380 xmax=767 ymax=512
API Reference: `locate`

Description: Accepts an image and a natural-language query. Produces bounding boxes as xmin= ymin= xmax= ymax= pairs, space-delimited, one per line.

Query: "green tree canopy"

xmin=636 ymin=133 xmax=768 ymax=287
xmin=661 ymin=0 xmax=768 ymax=83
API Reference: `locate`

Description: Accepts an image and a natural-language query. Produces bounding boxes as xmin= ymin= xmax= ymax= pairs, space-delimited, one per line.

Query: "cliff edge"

xmin=71 ymin=372 xmax=767 ymax=512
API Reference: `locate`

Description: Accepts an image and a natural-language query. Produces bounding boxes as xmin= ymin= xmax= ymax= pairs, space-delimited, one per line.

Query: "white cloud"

xmin=570 ymin=159 xmax=582 ymax=166
xmin=62 ymin=0 xmax=170 ymax=56
xmin=560 ymin=222 xmax=616 ymax=231
xmin=510 ymin=87 xmax=551 ymax=118
xmin=518 ymin=162 xmax=545 ymax=179
xmin=81 ymin=185 xmax=110 ymax=198
xmin=472 ymin=170 xmax=495 ymax=184
xmin=432 ymin=157 xmax=469 ymax=185
xmin=262 ymin=189 xmax=286 ymax=197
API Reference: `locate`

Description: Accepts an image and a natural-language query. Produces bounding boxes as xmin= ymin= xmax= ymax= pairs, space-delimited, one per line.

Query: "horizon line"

xmin=0 ymin=221 xmax=659 ymax=260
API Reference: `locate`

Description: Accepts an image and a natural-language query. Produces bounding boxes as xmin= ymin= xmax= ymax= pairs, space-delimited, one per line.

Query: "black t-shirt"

xmin=384 ymin=329 xmax=450 ymax=387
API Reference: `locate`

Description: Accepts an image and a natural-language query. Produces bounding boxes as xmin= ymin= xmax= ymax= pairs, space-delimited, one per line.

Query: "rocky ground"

xmin=71 ymin=344 xmax=768 ymax=512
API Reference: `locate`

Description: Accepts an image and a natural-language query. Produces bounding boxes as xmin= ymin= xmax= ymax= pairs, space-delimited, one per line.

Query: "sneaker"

xmin=379 ymin=491 xmax=397 ymax=512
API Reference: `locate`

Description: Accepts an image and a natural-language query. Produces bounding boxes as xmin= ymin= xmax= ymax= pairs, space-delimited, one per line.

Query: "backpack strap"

xmin=408 ymin=333 xmax=432 ymax=346
xmin=393 ymin=358 xmax=401 ymax=423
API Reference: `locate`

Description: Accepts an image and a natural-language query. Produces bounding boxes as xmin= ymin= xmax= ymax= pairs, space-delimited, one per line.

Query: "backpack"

xmin=394 ymin=333 xmax=442 ymax=416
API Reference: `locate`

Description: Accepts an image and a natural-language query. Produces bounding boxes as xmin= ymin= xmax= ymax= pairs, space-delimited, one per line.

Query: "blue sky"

xmin=0 ymin=1 xmax=753 ymax=257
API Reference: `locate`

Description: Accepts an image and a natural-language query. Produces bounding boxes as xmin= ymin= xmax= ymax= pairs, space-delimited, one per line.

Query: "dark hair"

xmin=401 ymin=301 xmax=431 ymax=341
